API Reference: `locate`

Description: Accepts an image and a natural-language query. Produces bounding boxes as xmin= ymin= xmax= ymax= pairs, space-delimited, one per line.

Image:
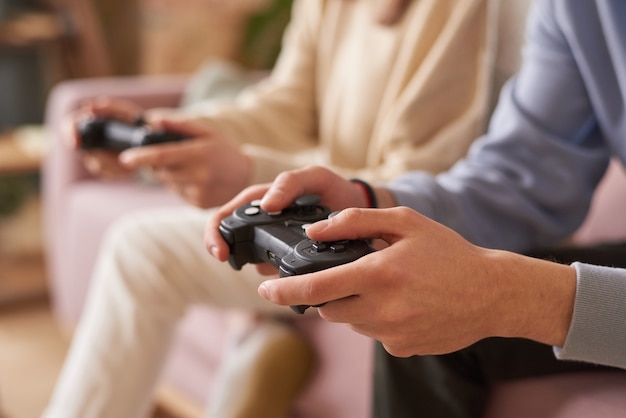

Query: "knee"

xmin=95 ymin=213 xmax=190 ymax=309
xmin=98 ymin=212 xmax=179 ymax=288
xmin=102 ymin=213 xmax=157 ymax=262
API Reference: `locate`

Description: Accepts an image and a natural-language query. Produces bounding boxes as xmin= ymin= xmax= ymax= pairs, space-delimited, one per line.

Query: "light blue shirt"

xmin=387 ymin=0 xmax=626 ymax=368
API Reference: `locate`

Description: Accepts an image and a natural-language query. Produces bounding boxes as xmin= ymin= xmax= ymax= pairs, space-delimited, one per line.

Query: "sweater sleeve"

xmin=192 ymin=0 xmax=320 ymax=164
xmin=243 ymin=0 xmax=495 ymax=184
xmin=554 ymin=263 xmax=626 ymax=369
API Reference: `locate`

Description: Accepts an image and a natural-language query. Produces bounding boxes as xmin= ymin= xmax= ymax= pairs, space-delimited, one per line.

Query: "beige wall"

xmin=136 ymin=0 xmax=269 ymax=74
xmin=91 ymin=0 xmax=273 ymax=75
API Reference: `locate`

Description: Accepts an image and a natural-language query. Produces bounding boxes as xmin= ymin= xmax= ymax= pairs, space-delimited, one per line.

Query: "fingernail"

xmin=305 ymin=219 xmax=329 ymax=237
xmin=119 ymin=150 xmax=140 ymax=166
xmin=209 ymin=246 xmax=219 ymax=259
xmin=258 ymin=282 xmax=270 ymax=299
xmin=119 ymin=152 xmax=132 ymax=164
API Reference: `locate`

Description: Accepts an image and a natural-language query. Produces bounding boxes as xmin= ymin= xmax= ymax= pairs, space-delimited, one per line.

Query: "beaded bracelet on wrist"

xmin=349 ymin=178 xmax=378 ymax=208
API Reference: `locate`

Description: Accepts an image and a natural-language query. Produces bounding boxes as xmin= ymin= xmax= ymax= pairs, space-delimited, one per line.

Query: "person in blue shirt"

xmin=205 ymin=0 xmax=626 ymax=416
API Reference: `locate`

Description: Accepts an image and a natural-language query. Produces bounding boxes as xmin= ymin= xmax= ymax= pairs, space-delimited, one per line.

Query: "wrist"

xmin=486 ymin=250 xmax=576 ymax=346
xmin=373 ymin=186 xmax=397 ymax=208
xmin=350 ymin=179 xmax=378 ymax=208
xmin=349 ymin=179 xmax=397 ymax=209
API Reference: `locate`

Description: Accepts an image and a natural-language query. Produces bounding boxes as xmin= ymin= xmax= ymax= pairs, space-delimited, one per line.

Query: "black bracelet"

xmin=350 ymin=178 xmax=378 ymax=208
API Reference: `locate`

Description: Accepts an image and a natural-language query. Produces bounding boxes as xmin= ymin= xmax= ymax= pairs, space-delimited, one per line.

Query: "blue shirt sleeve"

xmin=387 ymin=0 xmax=611 ymax=252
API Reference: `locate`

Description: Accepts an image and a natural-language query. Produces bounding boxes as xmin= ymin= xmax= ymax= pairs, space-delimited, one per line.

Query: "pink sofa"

xmin=42 ymin=2 xmax=626 ymax=415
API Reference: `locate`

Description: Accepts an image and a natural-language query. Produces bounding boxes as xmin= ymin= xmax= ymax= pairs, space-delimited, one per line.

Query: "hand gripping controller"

xmin=78 ymin=116 xmax=187 ymax=151
xmin=219 ymin=195 xmax=375 ymax=314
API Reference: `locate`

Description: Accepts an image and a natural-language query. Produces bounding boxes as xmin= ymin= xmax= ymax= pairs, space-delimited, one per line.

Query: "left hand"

xmin=66 ymin=98 xmax=145 ymax=180
xmin=203 ymin=165 xmax=392 ymax=266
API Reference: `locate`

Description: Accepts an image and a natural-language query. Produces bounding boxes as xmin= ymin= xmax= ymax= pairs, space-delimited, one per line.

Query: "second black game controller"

xmin=219 ymin=195 xmax=375 ymax=314
xmin=78 ymin=116 xmax=187 ymax=151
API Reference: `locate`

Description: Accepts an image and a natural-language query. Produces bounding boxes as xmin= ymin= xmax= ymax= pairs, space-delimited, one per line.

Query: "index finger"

xmin=118 ymin=118 xmax=216 ymax=168
xmin=86 ymin=98 xmax=145 ymax=123
xmin=118 ymin=140 xmax=190 ymax=168
xmin=257 ymin=260 xmax=365 ymax=312
xmin=259 ymin=165 xmax=360 ymax=213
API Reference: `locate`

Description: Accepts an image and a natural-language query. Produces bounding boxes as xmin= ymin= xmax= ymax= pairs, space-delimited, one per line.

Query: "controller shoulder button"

xmin=295 ymin=195 xmax=321 ymax=207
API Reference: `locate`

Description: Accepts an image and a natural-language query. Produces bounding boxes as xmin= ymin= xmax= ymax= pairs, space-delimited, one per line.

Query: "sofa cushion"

xmin=50 ymin=180 xmax=183 ymax=327
xmin=572 ymin=160 xmax=626 ymax=245
xmin=485 ymin=371 xmax=626 ymax=418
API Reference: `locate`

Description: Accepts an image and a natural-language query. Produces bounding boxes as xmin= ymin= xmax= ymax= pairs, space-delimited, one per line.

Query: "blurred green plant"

xmin=0 ymin=173 xmax=38 ymax=218
xmin=239 ymin=0 xmax=294 ymax=70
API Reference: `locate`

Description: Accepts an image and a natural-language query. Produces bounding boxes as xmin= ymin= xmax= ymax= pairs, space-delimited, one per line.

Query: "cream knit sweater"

xmin=190 ymin=0 xmax=494 ymax=184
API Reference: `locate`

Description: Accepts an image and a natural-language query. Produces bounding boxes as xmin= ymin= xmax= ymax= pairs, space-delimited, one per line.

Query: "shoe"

xmin=207 ymin=317 xmax=316 ymax=418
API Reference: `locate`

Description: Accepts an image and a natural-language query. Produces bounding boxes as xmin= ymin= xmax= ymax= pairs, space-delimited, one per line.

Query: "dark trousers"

xmin=372 ymin=242 xmax=626 ymax=418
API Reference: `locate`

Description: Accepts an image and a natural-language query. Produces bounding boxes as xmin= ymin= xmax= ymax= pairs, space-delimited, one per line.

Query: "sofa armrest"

xmin=571 ymin=159 xmax=626 ymax=245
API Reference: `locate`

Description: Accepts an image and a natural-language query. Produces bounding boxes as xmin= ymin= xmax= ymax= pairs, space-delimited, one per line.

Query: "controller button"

xmin=250 ymin=199 xmax=262 ymax=207
xmin=244 ymin=207 xmax=261 ymax=216
xmin=312 ymin=242 xmax=329 ymax=252
xmin=267 ymin=210 xmax=282 ymax=216
xmin=330 ymin=243 xmax=347 ymax=253
xmin=301 ymin=223 xmax=312 ymax=230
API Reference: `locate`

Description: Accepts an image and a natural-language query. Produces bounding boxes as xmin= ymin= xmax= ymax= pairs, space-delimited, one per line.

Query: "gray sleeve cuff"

xmin=554 ymin=262 xmax=626 ymax=369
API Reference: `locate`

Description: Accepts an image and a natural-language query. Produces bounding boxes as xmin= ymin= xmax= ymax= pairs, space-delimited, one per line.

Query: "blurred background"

xmin=0 ymin=0 xmax=291 ymax=416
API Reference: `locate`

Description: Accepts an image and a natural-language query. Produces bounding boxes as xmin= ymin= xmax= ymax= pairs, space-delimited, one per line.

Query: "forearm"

xmin=446 ymin=246 xmax=626 ymax=370
xmin=485 ymin=250 xmax=576 ymax=348
xmin=194 ymin=0 xmax=318 ymax=154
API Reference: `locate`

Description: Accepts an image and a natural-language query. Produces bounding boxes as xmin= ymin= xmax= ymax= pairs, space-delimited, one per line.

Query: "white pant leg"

xmin=42 ymin=206 xmax=292 ymax=418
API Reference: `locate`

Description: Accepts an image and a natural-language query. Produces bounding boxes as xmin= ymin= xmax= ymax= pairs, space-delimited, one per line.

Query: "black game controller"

xmin=219 ymin=195 xmax=375 ymax=314
xmin=78 ymin=116 xmax=187 ymax=151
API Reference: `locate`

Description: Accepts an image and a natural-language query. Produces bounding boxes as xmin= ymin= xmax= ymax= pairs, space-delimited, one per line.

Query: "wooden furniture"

xmin=0 ymin=128 xmax=44 ymax=174
xmin=0 ymin=0 xmax=112 ymax=307
xmin=0 ymin=0 xmax=113 ymax=80
xmin=0 ymin=128 xmax=47 ymax=306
